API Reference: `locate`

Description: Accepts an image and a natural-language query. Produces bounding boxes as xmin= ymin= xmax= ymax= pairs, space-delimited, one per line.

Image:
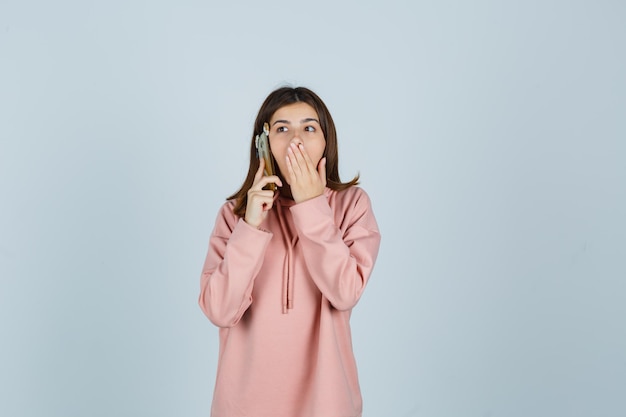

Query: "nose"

xmin=289 ymin=135 xmax=303 ymax=147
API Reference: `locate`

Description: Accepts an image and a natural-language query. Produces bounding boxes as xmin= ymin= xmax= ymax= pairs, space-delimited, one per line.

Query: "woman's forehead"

xmin=270 ymin=102 xmax=318 ymax=123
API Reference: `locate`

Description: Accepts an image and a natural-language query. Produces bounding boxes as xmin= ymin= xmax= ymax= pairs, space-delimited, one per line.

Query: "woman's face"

xmin=268 ymin=102 xmax=326 ymax=184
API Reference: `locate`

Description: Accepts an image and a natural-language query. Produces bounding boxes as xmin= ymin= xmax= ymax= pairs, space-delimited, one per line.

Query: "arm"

xmin=198 ymin=204 xmax=273 ymax=327
xmin=290 ymin=188 xmax=381 ymax=311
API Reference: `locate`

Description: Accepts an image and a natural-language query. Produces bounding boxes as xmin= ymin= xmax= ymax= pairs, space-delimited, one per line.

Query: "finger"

xmin=256 ymin=193 xmax=276 ymax=207
xmin=297 ymin=144 xmax=316 ymax=173
xmin=318 ymin=157 xmax=327 ymax=186
xmin=287 ymin=146 xmax=303 ymax=177
xmin=253 ymin=159 xmax=266 ymax=183
xmin=260 ymin=195 xmax=276 ymax=211
xmin=290 ymin=143 xmax=308 ymax=170
xmin=285 ymin=152 xmax=296 ymax=183
xmin=262 ymin=175 xmax=283 ymax=188
xmin=245 ymin=190 xmax=276 ymax=227
xmin=262 ymin=198 xmax=275 ymax=211
xmin=248 ymin=190 xmax=276 ymax=209
xmin=252 ymin=159 xmax=283 ymax=190
xmin=252 ymin=174 xmax=283 ymax=191
xmin=249 ymin=187 xmax=276 ymax=198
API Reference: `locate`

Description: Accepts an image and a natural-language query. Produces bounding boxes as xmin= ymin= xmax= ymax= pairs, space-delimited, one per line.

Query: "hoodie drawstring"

xmin=275 ymin=198 xmax=298 ymax=313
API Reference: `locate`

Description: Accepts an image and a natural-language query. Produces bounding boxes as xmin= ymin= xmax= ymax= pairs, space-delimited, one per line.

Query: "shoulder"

xmin=211 ymin=199 xmax=240 ymax=237
xmin=216 ymin=199 xmax=238 ymax=218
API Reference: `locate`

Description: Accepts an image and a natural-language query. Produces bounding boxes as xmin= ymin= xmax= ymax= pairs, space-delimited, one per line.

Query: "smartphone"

xmin=255 ymin=122 xmax=276 ymax=191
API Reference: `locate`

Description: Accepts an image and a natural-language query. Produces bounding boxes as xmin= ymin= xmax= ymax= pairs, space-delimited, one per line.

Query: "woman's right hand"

xmin=244 ymin=159 xmax=282 ymax=228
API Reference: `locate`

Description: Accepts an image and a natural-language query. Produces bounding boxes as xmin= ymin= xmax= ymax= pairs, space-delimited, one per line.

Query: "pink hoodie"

xmin=199 ymin=186 xmax=381 ymax=417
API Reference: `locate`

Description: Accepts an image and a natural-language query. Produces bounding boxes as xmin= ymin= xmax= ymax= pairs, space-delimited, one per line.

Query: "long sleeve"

xmin=290 ymin=187 xmax=381 ymax=311
xmin=198 ymin=203 xmax=273 ymax=327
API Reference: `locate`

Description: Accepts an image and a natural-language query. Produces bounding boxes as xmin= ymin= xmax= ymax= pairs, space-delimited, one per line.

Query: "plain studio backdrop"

xmin=1 ymin=1 xmax=624 ymax=416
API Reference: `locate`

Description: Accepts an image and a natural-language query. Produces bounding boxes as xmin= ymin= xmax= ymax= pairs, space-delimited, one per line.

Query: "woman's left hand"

xmin=286 ymin=143 xmax=326 ymax=203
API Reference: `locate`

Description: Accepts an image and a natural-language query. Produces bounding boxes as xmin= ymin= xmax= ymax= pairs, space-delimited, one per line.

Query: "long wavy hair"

xmin=228 ymin=86 xmax=359 ymax=217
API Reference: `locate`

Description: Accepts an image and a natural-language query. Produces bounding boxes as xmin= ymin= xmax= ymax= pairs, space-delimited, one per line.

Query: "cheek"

xmin=269 ymin=143 xmax=288 ymax=174
xmin=269 ymin=139 xmax=284 ymax=159
xmin=269 ymin=146 xmax=280 ymax=160
xmin=313 ymin=139 xmax=326 ymax=161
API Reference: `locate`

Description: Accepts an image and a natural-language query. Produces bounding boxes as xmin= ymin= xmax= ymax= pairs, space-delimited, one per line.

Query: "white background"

xmin=1 ymin=1 xmax=625 ymax=416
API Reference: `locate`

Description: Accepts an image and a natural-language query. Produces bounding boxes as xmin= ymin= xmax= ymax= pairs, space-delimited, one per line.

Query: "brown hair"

xmin=227 ymin=86 xmax=359 ymax=217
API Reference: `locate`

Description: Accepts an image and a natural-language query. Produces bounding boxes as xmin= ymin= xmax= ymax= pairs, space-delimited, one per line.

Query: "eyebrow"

xmin=272 ymin=118 xmax=320 ymax=126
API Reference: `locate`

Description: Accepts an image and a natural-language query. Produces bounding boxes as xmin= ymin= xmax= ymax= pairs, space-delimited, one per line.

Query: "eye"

xmin=304 ymin=126 xmax=316 ymax=132
xmin=276 ymin=126 xmax=288 ymax=133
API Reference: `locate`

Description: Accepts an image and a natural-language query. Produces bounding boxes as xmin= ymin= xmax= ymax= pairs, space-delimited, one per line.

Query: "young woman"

xmin=199 ymin=86 xmax=381 ymax=417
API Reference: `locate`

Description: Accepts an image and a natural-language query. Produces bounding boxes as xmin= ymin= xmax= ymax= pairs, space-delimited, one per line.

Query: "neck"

xmin=279 ymin=184 xmax=293 ymax=200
